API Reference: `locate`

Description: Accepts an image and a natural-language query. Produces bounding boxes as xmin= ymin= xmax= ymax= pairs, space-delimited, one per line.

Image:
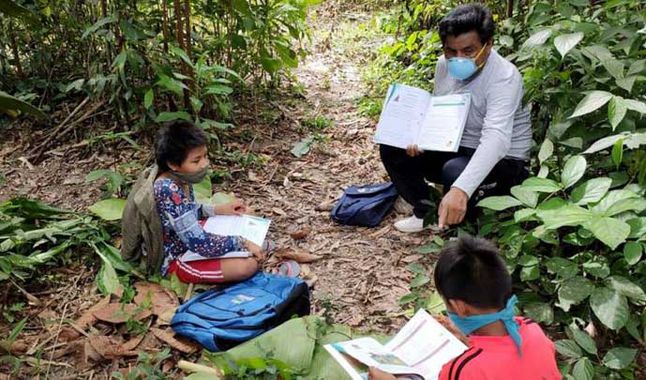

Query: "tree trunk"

xmin=183 ymin=0 xmax=192 ymax=61
xmin=162 ymin=0 xmax=170 ymax=53
xmin=174 ymin=0 xmax=184 ymax=50
xmin=506 ymin=0 xmax=514 ymax=18
xmin=9 ymin=23 xmax=23 ymax=78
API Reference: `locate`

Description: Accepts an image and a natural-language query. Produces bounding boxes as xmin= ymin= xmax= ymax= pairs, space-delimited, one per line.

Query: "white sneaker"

xmin=393 ymin=215 xmax=427 ymax=233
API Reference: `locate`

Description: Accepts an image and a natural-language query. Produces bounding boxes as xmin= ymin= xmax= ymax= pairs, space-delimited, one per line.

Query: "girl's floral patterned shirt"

xmin=153 ymin=177 xmax=245 ymax=275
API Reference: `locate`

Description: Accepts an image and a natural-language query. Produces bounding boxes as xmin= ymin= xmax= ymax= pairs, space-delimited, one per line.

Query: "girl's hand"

xmin=244 ymin=240 xmax=266 ymax=262
xmin=214 ymin=198 xmax=247 ymax=215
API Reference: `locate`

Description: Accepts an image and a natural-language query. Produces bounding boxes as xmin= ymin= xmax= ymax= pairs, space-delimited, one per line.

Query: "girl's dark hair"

xmin=433 ymin=234 xmax=512 ymax=309
xmin=155 ymin=121 xmax=208 ymax=171
xmin=439 ymin=3 xmax=495 ymax=44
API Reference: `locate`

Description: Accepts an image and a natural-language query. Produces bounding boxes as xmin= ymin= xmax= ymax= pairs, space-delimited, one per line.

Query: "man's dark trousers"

xmin=379 ymin=145 xmax=529 ymax=219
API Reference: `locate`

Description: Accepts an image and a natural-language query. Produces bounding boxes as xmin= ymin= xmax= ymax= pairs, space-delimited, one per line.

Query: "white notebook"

xmin=374 ymin=83 xmax=471 ymax=152
xmin=180 ymin=215 xmax=271 ymax=262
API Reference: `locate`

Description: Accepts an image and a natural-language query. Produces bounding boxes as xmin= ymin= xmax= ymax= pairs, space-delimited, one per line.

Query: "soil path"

xmin=0 ymin=2 xmax=435 ymax=377
xmin=222 ymin=2 xmax=430 ymax=332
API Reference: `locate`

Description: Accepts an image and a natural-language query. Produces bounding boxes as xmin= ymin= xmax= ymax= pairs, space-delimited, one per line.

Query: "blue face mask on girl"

xmin=447 ymin=294 xmax=522 ymax=354
xmin=446 ymin=44 xmax=488 ymax=81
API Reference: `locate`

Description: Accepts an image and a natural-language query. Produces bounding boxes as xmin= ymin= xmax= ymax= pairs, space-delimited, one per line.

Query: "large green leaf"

xmin=570 ymin=328 xmax=597 ymax=355
xmin=561 ymin=155 xmax=586 ymax=189
xmin=538 ymin=138 xmax=554 ymax=164
xmin=592 ymin=189 xmax=640 ymax=214
xmin=0 ymin=91 xmax=47 ymax=119
xmin=0 ymin=0 xmax=38 ymax=23
xmin=623 ymin=242 xmax=643 ymax=265
xmin=602 ymin=347 xmax=638 ymax=370
xmin=572 ymin=357 xmax=594 ymax=380
xmin=88 ymin=198 xmax=126 ymax=221
xmin=510 ymin=186 xmax=539 ymax=208
xmin=520 ymin=177 xmax=562 ymax=193
xmin=589 ymin=287 xmax=629 ymax=330
xmin=555 ymin=339 xmax=583 ymax=359
xmin=571 ymin=178 xmax=612 ymax=205
xmin=523 ymin=29 xmax=552 ymax=47
xmin=554 ymin=32 xmax=583 ymax=58
xmin=477 ymin=196 xmax=522 ymax=211
xmin=608 ymin=97 xmax=627 ymax=130
xmin=604 ymin=197 xmax=646 ymax=217
xmin=606 ymin=276 xmax=646 ymax=301
xmin=537 ymin=204 xmax=590 ymax=230
xmin=523 ymin=302 xmax=553 ymax=324
xmin=154 ymin=111 xmax=192 ymax=123
xmin=584 ymin=216 xmax=630 ymax=250
xmin=557 ymin=276 xmax=594 ymax=312
xmin=624 ymin=99 xmax=646 ymax=114
xmin=569 ymin=91 xmax=613 ymax=119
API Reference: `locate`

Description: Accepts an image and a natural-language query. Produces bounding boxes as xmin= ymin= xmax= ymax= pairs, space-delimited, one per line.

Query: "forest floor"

xmin=0 ymin=2 xmax=438 ymax=378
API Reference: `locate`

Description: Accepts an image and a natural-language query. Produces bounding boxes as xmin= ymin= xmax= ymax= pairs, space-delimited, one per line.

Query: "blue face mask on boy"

xmin=447 ymin=44 xmax=487 ymax=81
xmin=447 ymin=294 xmax=522 ymax=353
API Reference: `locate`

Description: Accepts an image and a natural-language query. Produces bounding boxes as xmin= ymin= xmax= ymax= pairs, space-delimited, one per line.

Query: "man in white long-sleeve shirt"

xmin=380 ymin=3 xmax=531 ymax=233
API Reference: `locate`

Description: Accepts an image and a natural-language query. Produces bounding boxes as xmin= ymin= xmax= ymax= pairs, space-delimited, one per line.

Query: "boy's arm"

xmin=157 ymin=181 xmax=246 ymax=257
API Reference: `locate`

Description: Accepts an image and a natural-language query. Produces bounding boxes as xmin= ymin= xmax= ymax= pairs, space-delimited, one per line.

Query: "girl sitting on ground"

xmin=153 ymin=121 xmax=265 ymax=283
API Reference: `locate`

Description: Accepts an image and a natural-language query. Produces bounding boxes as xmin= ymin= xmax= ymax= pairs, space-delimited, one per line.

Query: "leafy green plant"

xmin=0 ymin=317 xmax=27 ymax=372
xmin=0 ymin=198 xmax=135 ymax=297
xmin=86 ymin=169 xmax=125 ymax=198
xmin=464 ymin=1 xmax=646 ymax=377
xmin=111 ymin=348 xmax=172 ymax=380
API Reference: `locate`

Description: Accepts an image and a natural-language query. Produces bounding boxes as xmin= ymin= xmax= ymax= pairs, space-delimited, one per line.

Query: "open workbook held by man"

xmin=325 ymin=309 xmax=467 ymax=380
xmin=180 ymin=215 xmax=271 ymax=261
xmin=373 ymin=83 xmax=471 ymax=152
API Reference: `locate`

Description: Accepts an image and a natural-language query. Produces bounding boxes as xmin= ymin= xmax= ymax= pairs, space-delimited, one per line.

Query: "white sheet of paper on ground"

xmin=373 ymin=83 xmax=470 ymax=153
xmin=324 ymin=309 xmax=467 ymax=380
xmin=202 ymin=214 xmax=271 ymax=246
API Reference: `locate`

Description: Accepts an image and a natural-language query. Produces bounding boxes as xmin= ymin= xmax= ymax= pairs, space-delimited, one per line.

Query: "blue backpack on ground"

xmin=331 ymin=182 xmax=398 ymax=227
xmin=171 ymin=272 xmax=310 ymax=352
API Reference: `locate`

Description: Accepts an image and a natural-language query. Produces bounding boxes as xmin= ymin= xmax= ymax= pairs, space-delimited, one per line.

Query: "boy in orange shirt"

xmin=370 ymin=235 xmax=561 ymax=380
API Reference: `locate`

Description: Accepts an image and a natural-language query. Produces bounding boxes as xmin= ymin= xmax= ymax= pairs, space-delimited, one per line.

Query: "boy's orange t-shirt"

xmin=439 ymin=317 xmax=562 ymax=380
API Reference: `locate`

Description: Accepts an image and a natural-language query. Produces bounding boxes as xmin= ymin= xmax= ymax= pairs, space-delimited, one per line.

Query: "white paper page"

xmin=385 ymin=310 xmax=467 ymax=380
xmin=373 ymin=84 xmax=432 ymax=149
xmin=180 ymin=250 xmax=251 ymax=262
xmin=417 ymin=93 xmax=471 ymax=152
xmin=203 ymin=215 xmax=271 ymax=246
xmin=329 ymin=338 xmax=423 ymax=378
xmin=324 ymin=344 xmax=367 ymax=380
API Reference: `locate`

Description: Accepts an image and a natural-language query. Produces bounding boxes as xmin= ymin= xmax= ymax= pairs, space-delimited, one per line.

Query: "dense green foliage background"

xmin=375 ymin=0 xmax=646 ymax=377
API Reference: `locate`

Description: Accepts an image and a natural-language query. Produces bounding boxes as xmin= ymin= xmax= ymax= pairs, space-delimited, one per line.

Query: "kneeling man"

xmin=381 ymin=3 xmax=531 ymax=233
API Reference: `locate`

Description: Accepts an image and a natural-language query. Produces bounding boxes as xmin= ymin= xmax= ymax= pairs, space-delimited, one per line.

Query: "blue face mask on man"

xmin=447 ymin=294 xmax=522 ymax=354
xmin=446 ymin=44 xmax=488 ymax=81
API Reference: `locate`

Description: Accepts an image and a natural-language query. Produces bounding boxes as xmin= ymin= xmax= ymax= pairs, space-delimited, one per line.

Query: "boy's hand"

xmin=244 ymin=240 xmax=266 ymax=262
xmin=214 ymin=198 xmax=247 ymax=215
xmin=436 ymin=314 xmax=469 ymax=345
xmin=368 ymin=367 xmax=397 ymax=380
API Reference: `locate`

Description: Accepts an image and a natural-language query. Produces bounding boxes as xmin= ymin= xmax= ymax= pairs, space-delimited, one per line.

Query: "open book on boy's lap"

xmin=373 ymin=83 xmax=470 ymax=152
xmin=325 ymin=309 xmax=467 ymax=380
xmin=181 ymin=214 xmax=271 ymax=262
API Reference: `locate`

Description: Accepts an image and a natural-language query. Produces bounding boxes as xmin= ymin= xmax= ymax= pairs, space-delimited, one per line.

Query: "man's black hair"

xmin=433 ymin=234 xmax=511 ymax=310
xmin=438 ymin=3 xmax=495 ymax=45
xmin=155 ymin=121 xmax=208 ymax=171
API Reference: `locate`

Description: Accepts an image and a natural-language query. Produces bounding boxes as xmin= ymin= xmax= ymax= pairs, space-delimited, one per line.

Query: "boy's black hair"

xmin=438 ymin=3 xmax=495 ymax=45
xmin=155 ymin=121 xmax=208 ymax=171
xmin=433 ymin=234 xmax=511 ymax=310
